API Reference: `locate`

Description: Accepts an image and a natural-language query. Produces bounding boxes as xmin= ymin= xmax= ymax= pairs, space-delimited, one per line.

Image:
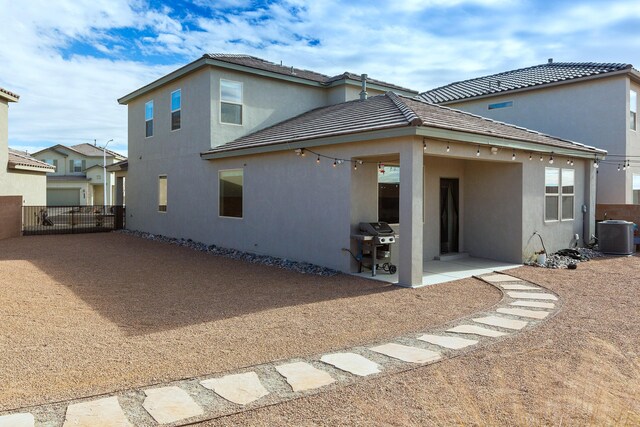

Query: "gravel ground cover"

xmin=200 ymin=254 xmax=640 ymax=426
xmin=0 ymin=233 xmax=499 ymax=411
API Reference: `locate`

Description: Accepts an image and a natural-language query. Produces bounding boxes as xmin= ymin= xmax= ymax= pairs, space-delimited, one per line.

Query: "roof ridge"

xmin=386 ymin=92 xmax=423 ymax=126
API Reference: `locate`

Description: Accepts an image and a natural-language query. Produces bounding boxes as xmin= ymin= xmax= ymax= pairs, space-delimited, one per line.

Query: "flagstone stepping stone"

xmin=275 ymin=362 xmax=335 ymax=392
xmin=143 ymin=386 xmax=203 ymax=424
xmin=320 ymin=352 xmax=381 ymax=376
xmin=481 ymin=274 xmax=522 ymax=283
xmin=200 ymin=371 xmax=269 ymax=405
xmin=0 ymin=413 xmax=34 ymax=427
xmin=500 ymin=284 xmax=540 ymax=290
xmin=510 ymin=300 xmax=555 ymax=309
xmin=507 ymin=291 xmax=558 ymax=301
xmin=474 ymin=315 xmax=528 ymax=330
xmin=63 ymin=396 xmax=131 ymax=427
xmin=447 ymin=324 xmax=507 ymax=337
xmin=417 ymin=334 xmax=478 ymax=350
xmin=497 ymin=307 xmax=550 ymax=319
xmin=369 ymin=343 xmax=441 ymax=364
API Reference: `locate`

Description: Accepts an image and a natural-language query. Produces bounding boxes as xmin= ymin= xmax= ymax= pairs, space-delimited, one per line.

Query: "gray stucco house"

xmin=118 ymin=54 xmax=605 ymax=287
xmin=421 ymin=60 xmax=640 ymax=205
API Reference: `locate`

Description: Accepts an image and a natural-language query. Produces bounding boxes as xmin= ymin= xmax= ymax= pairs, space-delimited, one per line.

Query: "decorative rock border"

xmin=0 ymin=272 xmax=561 ymax=427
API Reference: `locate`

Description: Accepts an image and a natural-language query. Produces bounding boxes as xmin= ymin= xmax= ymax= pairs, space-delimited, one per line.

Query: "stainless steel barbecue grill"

xmin=351 ymin=222 xmax=398 ymax=276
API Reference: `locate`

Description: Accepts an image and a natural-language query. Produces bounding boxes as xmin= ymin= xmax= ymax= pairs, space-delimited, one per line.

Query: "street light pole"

xmin=103 ymin=139 xmax=113 ymax=208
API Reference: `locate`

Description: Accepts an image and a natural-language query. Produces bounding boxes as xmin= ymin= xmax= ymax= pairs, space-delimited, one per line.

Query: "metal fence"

xmin=22 ymin=205 xmax=125 ymax=235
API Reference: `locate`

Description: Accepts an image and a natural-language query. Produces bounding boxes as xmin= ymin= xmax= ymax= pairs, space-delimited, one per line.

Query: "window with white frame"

xmin=545 ymin=167 xmax=560 ymax=221
xmin=220 ymin=80 xmax=242 ymax=125
xmin=631 ymin=90 xmax=637 ymax=131
xmin=145 ymin=100 xmax=154 ymax=137
xmin=71 ymin=159 xmax=84 ymax=173
xmin=171 ymin=89 xmax=181 ymax=131
xmin=633 ymin=174 xmax=640 ymax=204
xmin=158 ymin=175 xmax=167 ymax=212
xmin=561 ymin=169 xmax=575 ymax=220
xmin=219 ymin=169 xmax=243 ymax=218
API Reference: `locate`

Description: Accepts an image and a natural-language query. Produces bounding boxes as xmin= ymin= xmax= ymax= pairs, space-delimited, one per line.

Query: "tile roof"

xmin=204 ymin=54 xmax=417 ymax=93
xmin=69 ymin=143 xmax=125 ymax=158
xmin=0 ymin=87 xmax=19 ymax=101
xmin=420 ymin=62 xmax=634 ymax=103
xmin=203 ymin=92 xmax=604 ymax=157
xmin=7 ymin=148 xmax=55 ymax=171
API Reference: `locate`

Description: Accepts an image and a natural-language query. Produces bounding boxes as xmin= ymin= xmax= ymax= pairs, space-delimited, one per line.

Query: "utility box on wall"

xmin=0 ymin=196 xmax=23 ymax=240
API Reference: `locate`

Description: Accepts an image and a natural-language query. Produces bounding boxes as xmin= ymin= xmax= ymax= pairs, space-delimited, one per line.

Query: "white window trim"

xmin=631 ymin=89 xmax=637 ymax=131
xmin=544 ymin=167 xmax=560 ymax=223
xmin=145 ymin=100 xmax=154 ymax=138
xmin=219 ymin=79 xmax=243 ymax=126
xmin=170 ymin=89 xmax=181 ymax=132
xmin=158 ymin=174 xmax=167 ymax=213
xmin=561 ymin=169 xmax=575 ymax=221
xmin=218 ymin=168 xmax=244 ymax=219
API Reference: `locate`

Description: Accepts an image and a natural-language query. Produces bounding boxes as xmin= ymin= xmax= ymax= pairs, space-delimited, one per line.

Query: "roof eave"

xmin=8 ymin=163 xmax=55 ymax=173
xmin=0 ymin=91 xmax=19 ymax=103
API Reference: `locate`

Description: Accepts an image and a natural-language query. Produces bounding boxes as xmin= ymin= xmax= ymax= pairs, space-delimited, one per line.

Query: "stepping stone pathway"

xmin=1 ymin=272 xmax=561 ymax=427
xmin=143 ymin=386 xmax=203 ymax=424
xmin=320 ymin=352 xmax=381 ymax=376
xmin=200 ymin=372 xmax=269 ymax=405
xmin=474 ymin=315 xmax=528 ymax=330
xmin=417 ymin=334 xmax=478 ymax=350
xmin=63 ymin=396 xmax=131 ymax=427
xmin=510 ymin=300 xmax=555 ymax=309
xmin=370 ymin=343 xmax=441 ymax=363
xmin=507 ymin=291 xmax=558 ymax=301
xmin=275 ymin=362 xmax=335 ymax=392
xmin=497 ymin=307 xmax=550 ymax=319
xmin=0 ymin=413 xmax=34 ymax=427
xmin=447 ymin=324 xmax=508 ymax=337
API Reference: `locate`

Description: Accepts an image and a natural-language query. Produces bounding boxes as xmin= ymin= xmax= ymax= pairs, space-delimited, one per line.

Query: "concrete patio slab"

xmin=497 ymin=307 xmax=550 ymax=319
xmin=510 ymin=300 xmax=556 ymax=309
xmin=481 ymin=274 xmax=523 ymax=283
xmin=500 ymin=284 xmax=540 ymax=290
xmin=142 ymin=386 xmax=203 ymax=424
xmin=473 ymin=315 xmax=528 ymax=330
xmin=0 ymin=413 xmax=34 ymax=427
xmin=447 ymin=324 xmax=508 ymax=337
xmin=507 ymin=291 xmax=558 ymax=301
xmin=369 ymin=343 xmax=441 ymax=363
xmin=63 ymin=396 xmax=131 ymax=427
xmin=417 ymin=334 xmax=478 ymax=349
xmin=200 ymin=372 xmax=269 ymax=405
xmin=275 ymin=362 xmax=335 ymax=392
xmin=320 ymin=353 xmax=381 ymax=376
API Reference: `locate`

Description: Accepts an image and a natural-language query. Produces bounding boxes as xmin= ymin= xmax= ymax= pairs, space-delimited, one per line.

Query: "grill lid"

xmin=359 ymin=222 xmax=395 ymax=236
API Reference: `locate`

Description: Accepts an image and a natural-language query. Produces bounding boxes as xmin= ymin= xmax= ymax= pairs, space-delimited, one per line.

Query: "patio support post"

xmin=398 ymin=140 xmax=424 ymax=287
xmin=584 ymin=159 xmax=597 ymax=243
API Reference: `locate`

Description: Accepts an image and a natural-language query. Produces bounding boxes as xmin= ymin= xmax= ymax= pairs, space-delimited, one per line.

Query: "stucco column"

xmin=398 ymin=139 xmax=424 ymax=287
xmin=584 ymin=159 xmax=597 ymax=243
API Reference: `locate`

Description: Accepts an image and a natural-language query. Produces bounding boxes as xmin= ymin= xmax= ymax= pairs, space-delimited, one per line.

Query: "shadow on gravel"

xmin=1 ymin=233 xmax=399 ymax=335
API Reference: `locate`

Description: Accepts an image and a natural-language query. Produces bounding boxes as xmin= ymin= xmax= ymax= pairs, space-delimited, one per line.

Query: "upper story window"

xmin=171 ymin=89 xmax=181 ymax=131
xmin=488 ymin=101 xmax=513 ymax=110
xmin=145 ymin=100 xmax=154 ymax=137
xmin=631 ymin=90 xmax=637 ymax=131
xmin=71 ymin=159 xmax=84 ymax=173
xmin=220 ymin=80 xmax=243 ymax=125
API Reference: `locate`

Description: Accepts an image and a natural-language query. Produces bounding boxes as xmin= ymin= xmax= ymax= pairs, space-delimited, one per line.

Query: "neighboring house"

xmin=106 ymin=159 xmax=127 ymax=205
xmin=420 ymin=60 xmax=640 ymax=205
xmin=118 ymin=54 xmax=604 ymax=287
xmin=0 ymin=87 xmax=54 ymax=205
xmin=31 ymin=143 xmax=126 ymax=206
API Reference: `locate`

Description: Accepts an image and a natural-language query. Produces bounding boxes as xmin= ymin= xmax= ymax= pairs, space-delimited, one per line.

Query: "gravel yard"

xmin=0 ymin=233 xmax=499 ymax=411
xmin=201 ymin=254 xmax=640 ymax=426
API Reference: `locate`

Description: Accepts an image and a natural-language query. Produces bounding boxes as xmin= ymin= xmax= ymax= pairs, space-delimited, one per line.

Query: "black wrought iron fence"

xmin=22 ymin=205 xmax=125 ymax=235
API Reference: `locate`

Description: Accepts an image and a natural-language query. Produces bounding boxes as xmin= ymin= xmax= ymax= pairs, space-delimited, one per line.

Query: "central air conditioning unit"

xmin=597 ymin=220 xmax=635 ymax=255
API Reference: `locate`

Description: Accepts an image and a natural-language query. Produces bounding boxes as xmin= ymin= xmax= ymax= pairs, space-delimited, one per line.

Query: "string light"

xmin=529 ymin=153 xmax=533 ymax=161
xmin=333 ymin=159 xmax=337 ymax=168
xmin=446 ymin=144 xmax=450 ymax=153
xmin=566 ymin=159 xmax=571 ymax=165
xmin=354 ymin=162 xmax=358 ymax=170
xmin=623 ymin=162 xmax=626 ymax=171
xmin=511 ymin=150 xmax=516 ymax=161
xmin=540 ymin=155 xmax=543 ymax=162
xmin=549 ymin=154 xmax=554 ymax=164
xmin=570 ymin=159 xmax=574 ymax=166
xmin=316 ymin=155 xmax=320 ymax=164
xmin=476 ymin=147 xmax=480 ymax=157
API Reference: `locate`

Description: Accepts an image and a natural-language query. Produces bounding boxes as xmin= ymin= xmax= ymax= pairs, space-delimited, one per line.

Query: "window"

xmin=145 ymin=100 xmax=154 ymax=137
xmin=561 ymin=169 xmax=575 ymax=220
xmin=633 ymin=174 xmax=640 ymax=204
xmin=220 ymin=80 xmax=242 ymax=125
xmin=219 ymin=169 xmax=243 ymax=218
xmin=631 ymin=90 xmax=637 ymax=131
xmin=71 ymin=159 xmax=84 ymax=173
xmin=488 ymin=101 xmax=513 ymax=110
xmin=378 ymin=165 xmax=399 ymax=224
xmin=171 ymin=89 xmax=181 ymax=131
xmin=545 ymin=168 xmax=559 ymax=221
xmin=158 ymin=175 xmax=167 ymax=212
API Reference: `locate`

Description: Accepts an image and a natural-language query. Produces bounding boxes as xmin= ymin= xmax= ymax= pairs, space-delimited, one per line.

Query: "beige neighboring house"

xmin=106 ymin=159 xmax=127 ymax=205
xmin=118 ymin=54 xmax=605 ymax=287
xmin=31 ymin=143 xmax=126 ymax=206
xmin=421 ymin=60 xmax=640 ymax=205
xmin=0 ymin=87 xmax=54 ymax=205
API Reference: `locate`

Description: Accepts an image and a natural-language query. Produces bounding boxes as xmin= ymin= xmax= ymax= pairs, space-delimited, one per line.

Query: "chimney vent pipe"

xmin=360 ymin=74 xmax=368 ymax=100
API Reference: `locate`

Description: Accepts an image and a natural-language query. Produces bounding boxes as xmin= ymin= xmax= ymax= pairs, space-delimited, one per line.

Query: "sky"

xmin=1 ymin=0 xmax=639 ymax=157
